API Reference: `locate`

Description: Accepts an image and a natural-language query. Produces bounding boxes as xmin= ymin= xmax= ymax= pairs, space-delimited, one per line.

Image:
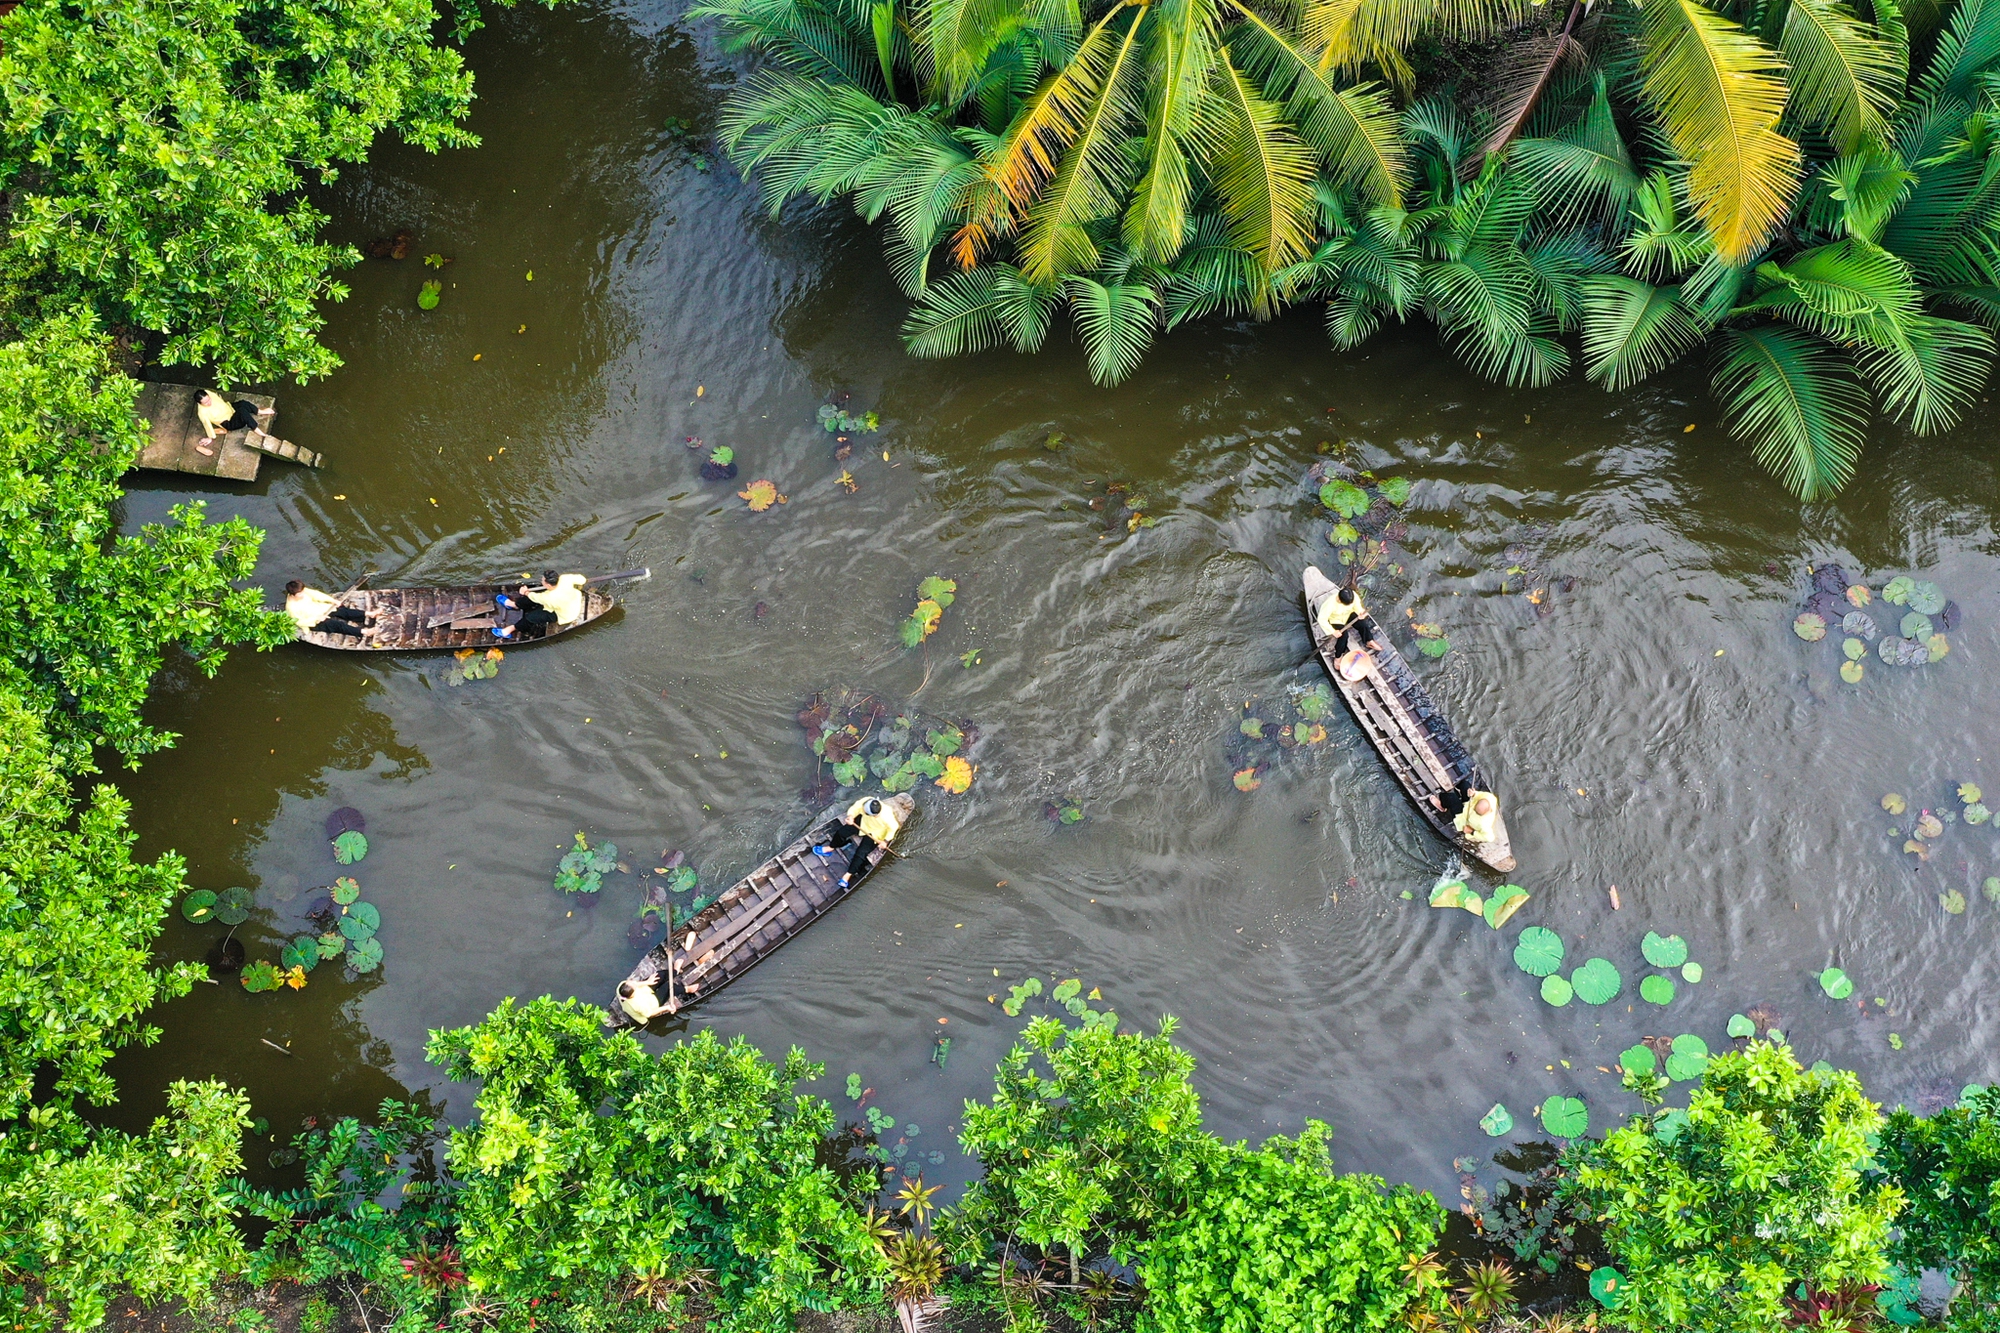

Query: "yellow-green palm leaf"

xmin=1125 ymin=0 xmax=1223 ymax=262
xmin=1209 ymin=46 xmax=1318 ymax=270
xmin=1636 ymin=0 xmax=1802 ymax=263
xmin=1780 ymin=0 xmax=1904 ymax=155
xmin=1302 ymin=0 xmax=1526 ymax=88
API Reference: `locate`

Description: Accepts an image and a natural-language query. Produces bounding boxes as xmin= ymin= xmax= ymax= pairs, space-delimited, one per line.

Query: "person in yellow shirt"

xmin=1453 ymin=789 xmax=1500 ymax=844
xmin=812 ymin=795 xmax=905 ymax=888
xmin=616 ymin=974 xmax=674 ymax=1024
xmin=1318 ymin=586 xmax=1365 ymax=638
xmin=283 ymin=581 xmax=367 ymax=638
xmin=527 ymin=571 xmax=588 ymax=625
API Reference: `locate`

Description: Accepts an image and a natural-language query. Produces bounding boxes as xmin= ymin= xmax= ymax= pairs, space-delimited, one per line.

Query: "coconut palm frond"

xmin=696 ymin=0 xmax=885 ymax=88
xmin=1164 ymin=214 xmax=1275 ymax=322
xmin=1910 ymin=0 xmax=2000 ymax=114
xmin=1635 ymin=0 xmax=1802 ymax=263
xmin=1208 ymin=46 xmax=1320 ymax=269
xmin=1815 ymin=144 xmax=1915 ymax=241
xmin=903 ymin=261 xmax=1063 ymax=354
xmin=1477 ymin=25 xmax=1586 ymax=160
xmin=1523 ymin=228 xmax=1616 ymax=329
xmin=921 ymin=0 xmax=1028 ymax=103
xmin=1619 ymin=170 xmax=1714 ymax=279
xmin=721 ymin=73 xmax=923 ymax=213
xmin=1856 ymin=310 xmax=1993 ymax=430
xmin=1303 ymin=0 xmax=1529 ymax=87
xmin=1779 ymin=0 xmax=1904 ymax=155
xmin=1223 ymin=4 xmax=1406 ymax=205
xmin=1124 ymin=0 xmax=1223 ymax=262
xmin=1508 ymin=73 xmax=1643 ymax=229
xmin=1580 ymin=274 xmax=1710 ymax=387
xmin=1064 ymin=271 xmax=1163 ymax=381
xmin=1711 ymin=325 xmax=1869 ymax=498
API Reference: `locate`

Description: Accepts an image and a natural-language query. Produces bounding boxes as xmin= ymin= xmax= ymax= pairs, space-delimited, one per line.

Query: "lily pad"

xmin=1429 ymin=880 xmax=1470 ymax=909
xmin=281 ymin=936 xmax=321 ymax=973
xmin=1378 ymin=476 xmax=1412 ymax=505
xmin=1483 ymin=884 xmax=1529 ymax=929
xmin=1929 ymin=633 xmax=1950 ymax=662
xmin=831 ymin=757 xmax=866 ymax=786
xmin=1917 ymin=812 xmax=1944 ymax=840
xmin=331 ymin=876 xmax=360 ymax=905
xmin=1986 ymin=877 xmax=2000 ymax=904
xmin=1620 ymin=1043 xmax=1657 ymax=1076
xmin=936 ymin=755 xmax=974 ymax=794
xmin=1572 ymin=958 xmax=1622 ymax=1006
xmin=1841 ymin=660 xmax=1865 ymax=684
xmin=1654 ymin=1107 xmax=1690 ymax=1144
xmin=1884 ymin=575 xmax=1915 ymax=605
xmin=738 ymin=479 xmax=778 ymax=511
xmin=215 ymin=887 xmax=253 ymax=927
xmin=1319 ymin=479 xmax=1369 ymax=519
xmin=332 ymin=830 xmax=368 ymax=864
xmin=1842 ymin=611 xmax=1877 ymax=640
xmin=1842 ymin=637 xmax=1866 ymax=661
xmin=1942 ymin=890 xmax=1968 ymax=914
xmin=918 ymin=576 xmax=958 ymax=608
xmin=338 ymin=900 xmax=381 ymax=940
xmin=1589 ymin=1266 xmax=1626 ymax=1310
xmin=1682 ymin=961 xmax=1703 ymax=983
xmin=1540 ymin=974 xmax=1574 ymax=1007
xmin=1641 ymin=931 xmax=1688 ymax=968
xmin=1666 ymin=1034 xmax=1710 ymax=1081
xmin=241 ymin=961 xmax=283 ymax=993
xmin=1416 ymin=636 xmax=1450 ymax=659
xmin=1910 ymin=580 xmax=1945 ymax=615
xmin=1969 ymin=803 xmax=1992 ymax=826
xmin=1901 ymin=611 xmax=1933 ymax=640
xmin=1541 ymin=1096 xmax=1588 ymax=1138
xmin=317 ymin=932 xmax=347 ymax=960
xmin=1792 ymin=612 xmax=1826 ymax=641
xmin=1513 ymin=926 xmax=1564 ymax=977
xmin=1961 ymin=782 xmax=1983 ymax=805
xmin=349 ymin=936 xmax=384 ymax=973
xmin=181 ymin=890 xmax=218 ymax=924
xmin=1640 ymin=974 xmax=1676 ymax=1005
xmin=1480 ymin=1103 xmax=1514 ymax=1137
xmin=1820 ymin=966 xmax=1855 ymax=1000
xmin=1239 ymin=717 xmax=1265 ymax=738
xmin=1882 ymin=793 xmax=1907 ymax=815
xmin=1328 ymin=521 xmax=1359 ymax=546
xmin=1846 ymin=585 xmax=1871 ymax=607
xmin=1727 ymin=1013 xmax=1757 ymax=1038
xmin=325 ymin=807 xmax=365 ymax=838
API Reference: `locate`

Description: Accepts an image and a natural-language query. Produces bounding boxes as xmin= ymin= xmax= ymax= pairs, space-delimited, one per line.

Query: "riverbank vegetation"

xmin=704 ymin=0 xmax=2000 ymax=499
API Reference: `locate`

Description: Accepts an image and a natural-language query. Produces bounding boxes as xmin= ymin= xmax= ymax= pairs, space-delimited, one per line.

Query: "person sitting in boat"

xmin=283 ymin=581 xmax=368 ymax=638
xmin=1318 ymin=586 xmax=1366 ymax=639
xmin=813 ymin=795 xmax=905 ymax=888
xmin=527 ymin=570 xmax=589 ymax=626
xmin=1453 ymin=788 xmax=1500 ymax=844
xmin=616 ymin=973 xmax=675 ymax=1025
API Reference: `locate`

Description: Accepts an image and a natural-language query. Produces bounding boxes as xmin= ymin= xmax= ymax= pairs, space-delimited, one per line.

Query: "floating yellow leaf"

xmin=913 ymin=599 xmax=943 ymax=635
xmin=1233 ymin=767 xmax=1260 ymax=792
xmin=937 ymin=755 xmax=974 ymax=794
xmin=837 ymin=469 xmax=857 ymax=492
xmin=485 ymin=648 xmax=504 ymax=661
xmin=455 ymin=648 xmax=476 ymax=661
xmin=283 ymin=965 xmax=308 ymax=991
xmin=738 ymin=479 xmax=778 ymax=511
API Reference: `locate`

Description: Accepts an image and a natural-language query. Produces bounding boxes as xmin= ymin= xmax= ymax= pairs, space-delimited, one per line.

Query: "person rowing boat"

xmin=812 ymin=795 xmax=907 ymax=888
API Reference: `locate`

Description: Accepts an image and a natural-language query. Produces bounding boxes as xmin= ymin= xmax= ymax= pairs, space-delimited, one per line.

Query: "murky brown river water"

xmin=108 ymin=0 xmax=2000 ymax=1209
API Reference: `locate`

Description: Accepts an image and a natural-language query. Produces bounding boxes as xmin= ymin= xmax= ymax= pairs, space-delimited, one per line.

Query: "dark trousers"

xmin=312 ymin=607 xmax=365 ymax=638
xmin=818 ymin=820 xmax=877 ymax=880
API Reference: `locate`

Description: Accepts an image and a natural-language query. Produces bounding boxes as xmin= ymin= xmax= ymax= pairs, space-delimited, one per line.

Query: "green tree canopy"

xmin=1875 ymin=1085 xmax=2000 ymax=1324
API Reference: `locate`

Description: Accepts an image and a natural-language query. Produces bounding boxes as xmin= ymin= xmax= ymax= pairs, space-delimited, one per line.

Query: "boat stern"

xmin=1473 ymin=812 xmax=1517 ymax=873
xmin=883 ymin=792 xmax=917 ymax=841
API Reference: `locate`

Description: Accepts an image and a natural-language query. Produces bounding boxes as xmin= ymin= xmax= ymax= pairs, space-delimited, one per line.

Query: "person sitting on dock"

xmin=283 ymin=581 xmax=369 ymax=638
xmin=1453 ymin=788 xmax=1500 ymax=844
xmin=195 ymin=389 xmax=262 ymax=439
xmin=616 ymin=974 xmax=675 ymax=1025
xmin=813 ymin=795 xmax=905 ymax=888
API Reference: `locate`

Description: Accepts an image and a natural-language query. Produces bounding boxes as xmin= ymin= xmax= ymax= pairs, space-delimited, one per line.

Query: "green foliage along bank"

xmin=701 ymin=0 xmax=2000 ymax=499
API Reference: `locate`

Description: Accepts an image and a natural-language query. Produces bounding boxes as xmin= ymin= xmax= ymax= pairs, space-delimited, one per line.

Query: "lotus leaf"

xmin=1328 ymin=522 xmax=1358 ymax=546
xmin=331 ymin=877 xmax=360 ymax=905
xmin=1572 ymin=958 xmax=1622 ymax=1005
xmin=738 ymin=479 xmax=777 ymax=511
xmin=1882 ymin=793 xmax=1907 ymax=815
xmin=1297 ymin=685 xmax=1333 ymax=721
xmin=1378 ymin=477 xmax=1412 ymax=505
xmin=1513 ymin=926 xmax=1564 ymax=977
xmin=1840 ymin=636 xmax=1865 ymax=661
xmin=1430 ymin=880 xmax=1470 ymax=909
xmin=1917 ymin=813 xmax=1944 ymax=839
xmin=417 ymin=280 xmax=441 ymax=310
xmin=1590 ymin=1267 xmax=1626 ymax=1309
xmin=339 ymin=901 xmax=381 ymax=940
xmin=830 ymin=757 xmax=865 ymax=786
xmin=326 ymin=807 xmax=365 ymax=837
xmin=1293 ymin=721 xmax=1311 ymax=744
xmin=1880 ymin=1268 xmax=1923 ymax=1327
xmin=709 ymin=445 xmax=733 ymax=466
xmin=1911 ymin=580 xmax=1945 ymax=614
xmin=1884 ymin=576 xmax=1915 ymax=605
xmin=317 ymin=933 xmax=347 ymax=960
xmin=1233 ymin=768 xmax=1260 ymax=792
xmin=1943 ymin=890 xmax=1968 ymax=914
xmin=1929 ymin=633 xmax=1950 ymax=661
xmin=1666 ymin=1034 xmax=1711 ymax=1081
xmin=1846 ymin=585 xmax=1871 ymax=607
xmin=349 ymin=936 xmax=384 ymax=973
xmin=1682 ymin=962 xmax=1703 ymax=983
xmin=1319 ymin=479 xmax=1369 ymax=519
xmin=1458 ymin=893 xmax=1485 ymax=917
xmin=241 ymin=961 xmax=283 ymax=993
xmin=936 ymin=755 xmax=973 ymax=794
xmin=926 ymin=725 xmax=964 ymax=755
xmin=1620 ymin=1043 xmax=1656 ymax=1076
xmin=1540 ymin=974 xmax=1573 ymax=1006
xmin=1793 ymin=612 xmax=1826 ymax=641
xmin=181 ymin=890 xmax=218 ymax=924
xmin=669 ymin=866 xmax=699 ymax=894
xmin=1240 ymin=718 xmax=1265 ymax=738
xmin=332 ymin=830 xmax=368 ymax=864
xmin=1641 ymin=931 xmax=1688 ymax=968
xmin=1052 ymin=978 xmax=1082 ymax=1004
xmin=1672 ymin=1033 xmax=1708 ymax=1059
xmin=917 ymin=576 xmax=957 ymax=608
xmin=1418 ymin=636 xmax=1450 ymax=658
xmin=1906 ymin=839 xmax=1931 ymax=860
xmin=281 ymin=936 xmax=320 ymax=972
xmin=1901 ymin=612 xmax=1933 ymax=640
xmin=1987 ymin=877 xmax=2000 ymax=905
xmin=1480 ymin=1103 xmax=1514 ymax=1136
xmin=1727 ymin=1013 xmax=1757 ymax=1038
xmin=216 ymin=887 xmax=253 ymax=926
xmin=1768 ymin=1028 xmax=1785 ymax=1043
xmin=1820 ymin=966 xmax=1855 ymax=999
xmin=1541 ymin=1096 xmax=1588 ymax=1138
xmin=1962 ymin=783 xmax=1983 ymax=805
xmin=1841 ymin=660 xmax=1865 ymax=684
xmin=1843 ymin=611 xmax=1877 ymax=640
xmin=1483 ymin=884 xmax=1528 ymax=929
xmin=1640 ymin=974 xmax=1676 ymax=1005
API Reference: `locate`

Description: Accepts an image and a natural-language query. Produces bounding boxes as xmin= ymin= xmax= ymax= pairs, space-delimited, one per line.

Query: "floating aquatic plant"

xmin=331 ymin=876 xmax=360 ymax=905
xmin=447 ymin=647 xmax=503 ymax=686
xmin=1483 ymin=884 xmax=1528 ymax=928
xmin=241 ymin=960 xmax=283 ymax=993
xmin=817 ymin=403 xmax=880 ymax=434
xmin=1640 ymin=932 xmax=1688 ymax=968
xmin=332 ymin=829 xmax=368 ymax=864
xmin=338 ymin=901 xmax=381 ymax=940
xmin=1820 ymin=967 xmax=1855 ymax=1000
xmin=1639 ymin=975 xmax=1676 ymax=1005
xmin=1620 ymin=1044 xmax=1655 ymax=1076
xmin=1540 ymin=1097 xmax=1588 ymax=1138
xmin=182 ymin=890 xmax=218 ymax=924
xmin=1513 ymin=927 xmax=1564 ymax=977
xmin=1480 ymin=1104 xmax=1513 ymax=1136
xmin=1942 ymin=890 xmax=1968 ymax=914
xmin=417 ymin=280 xmax=441 ymax=310
xmin=1571 ymin=958 xmax=1622 ymax=1006
xmin=1727 ymin=1014 xmax=1756 ymax=1038
xmin=1682 ymin=962 xmax=1702 ymax=983
xmin=349 ymin=936 xmax=384 ymax=972
xmin=1540 ymin=975 xmax=1573 ymax=1006
xmin=1793 ymin=613 xmax=1826 ymax=641
xmin=215 ymin=887 xmax=253 ymax=926
xmin=738 ymin=479 xmax=778 ymax=511
xmin=899 ymin=577 xmax=955 ymax=647
xmin=1665 ymin=1034 xmax=1709 ymax=1081
xmin=555 ymin=832 xmax=618 ymax=894
xmin=281 ymin=936 xmax=320 ymax=973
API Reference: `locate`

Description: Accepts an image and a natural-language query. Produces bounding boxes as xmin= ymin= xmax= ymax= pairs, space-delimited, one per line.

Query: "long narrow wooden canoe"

xmin=610 ymin=793 xmax=916 ymax=1026
xmin=1303 ymin=565 xmax=1515 ymax=872
xmin=292 ymin=576 xmax=635 ymax=651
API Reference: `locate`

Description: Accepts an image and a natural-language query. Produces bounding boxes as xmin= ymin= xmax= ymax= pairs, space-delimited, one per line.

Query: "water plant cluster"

xmin=797 ymin=686 xmax=980 ymax=803
xmin=899 ymin=574 xmax=959 ymax=647
xmin=1227 ymin=682 xmax=1336 ymax=792
xmin=1795 ymin=563 xmax=1960 ymax=682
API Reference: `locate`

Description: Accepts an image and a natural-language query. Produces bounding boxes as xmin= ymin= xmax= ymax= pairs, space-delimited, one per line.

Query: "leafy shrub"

xmin=1561 ymin=1040 xmax=1902 ymax=1333
xmin=1134 ymin=1120 xmax=1443 ymax=1333
xmin=1876 ymin=1086 xmax=2000 ymax=1327
xmin=426 ymin=996 xmax=887 ymax=1331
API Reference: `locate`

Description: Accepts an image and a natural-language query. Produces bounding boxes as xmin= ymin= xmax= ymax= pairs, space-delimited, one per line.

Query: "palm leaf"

xmin=1507 ymin=73 xmax=1642 ymax=229
xmin=1580 ymin=275 xmax=1709 ymax=388
xmin=1303 ymin=0 xmax=1529 ymax=89
xmin=1619 ymin=170 xmax=1714 ymax=279
xmin=1816 ymin=145 xmax=1915 ymax=242
xmin=1779 ymin=0 xmax=1903 ymax=155
xmin=1477 ymin=26 xmax=1586 ymax=160
xmin=1064 ymin=274 xmax=1163 ymax=382
xmin=1125 ymin=0 xmax=1222 ymax=262
xmin=921 ymin=0 xmax=1028 ymax=103
xmin=1711 ymin=325 xmax=1868 ymax=498
xmin=1910 ymin=0 xmax=2000 ymax=113
xmin=696 ymin=0 xmax=884 ymax=88
xmin=902 ymin=262 xmax=1063 ymax=354
xmin=1635 ymin=0 xmax=1801 ymax=263
xmin=1165 ymin=214 xmax=1274 ymax=322
xmin=1208 ymin=46 xmax=1319 ymax=270
xmin=1855 ymin=311 xmax=1993 ymax=432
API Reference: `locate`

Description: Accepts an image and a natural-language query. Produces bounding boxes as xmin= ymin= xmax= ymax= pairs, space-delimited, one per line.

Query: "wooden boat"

xmin=1303 ymin=565 xmax=1516 ymax=872
xmin=610 ymin=793 xmax=916 ymax=1025
xmin=292 ymin=570 xmax=644 ymax=651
